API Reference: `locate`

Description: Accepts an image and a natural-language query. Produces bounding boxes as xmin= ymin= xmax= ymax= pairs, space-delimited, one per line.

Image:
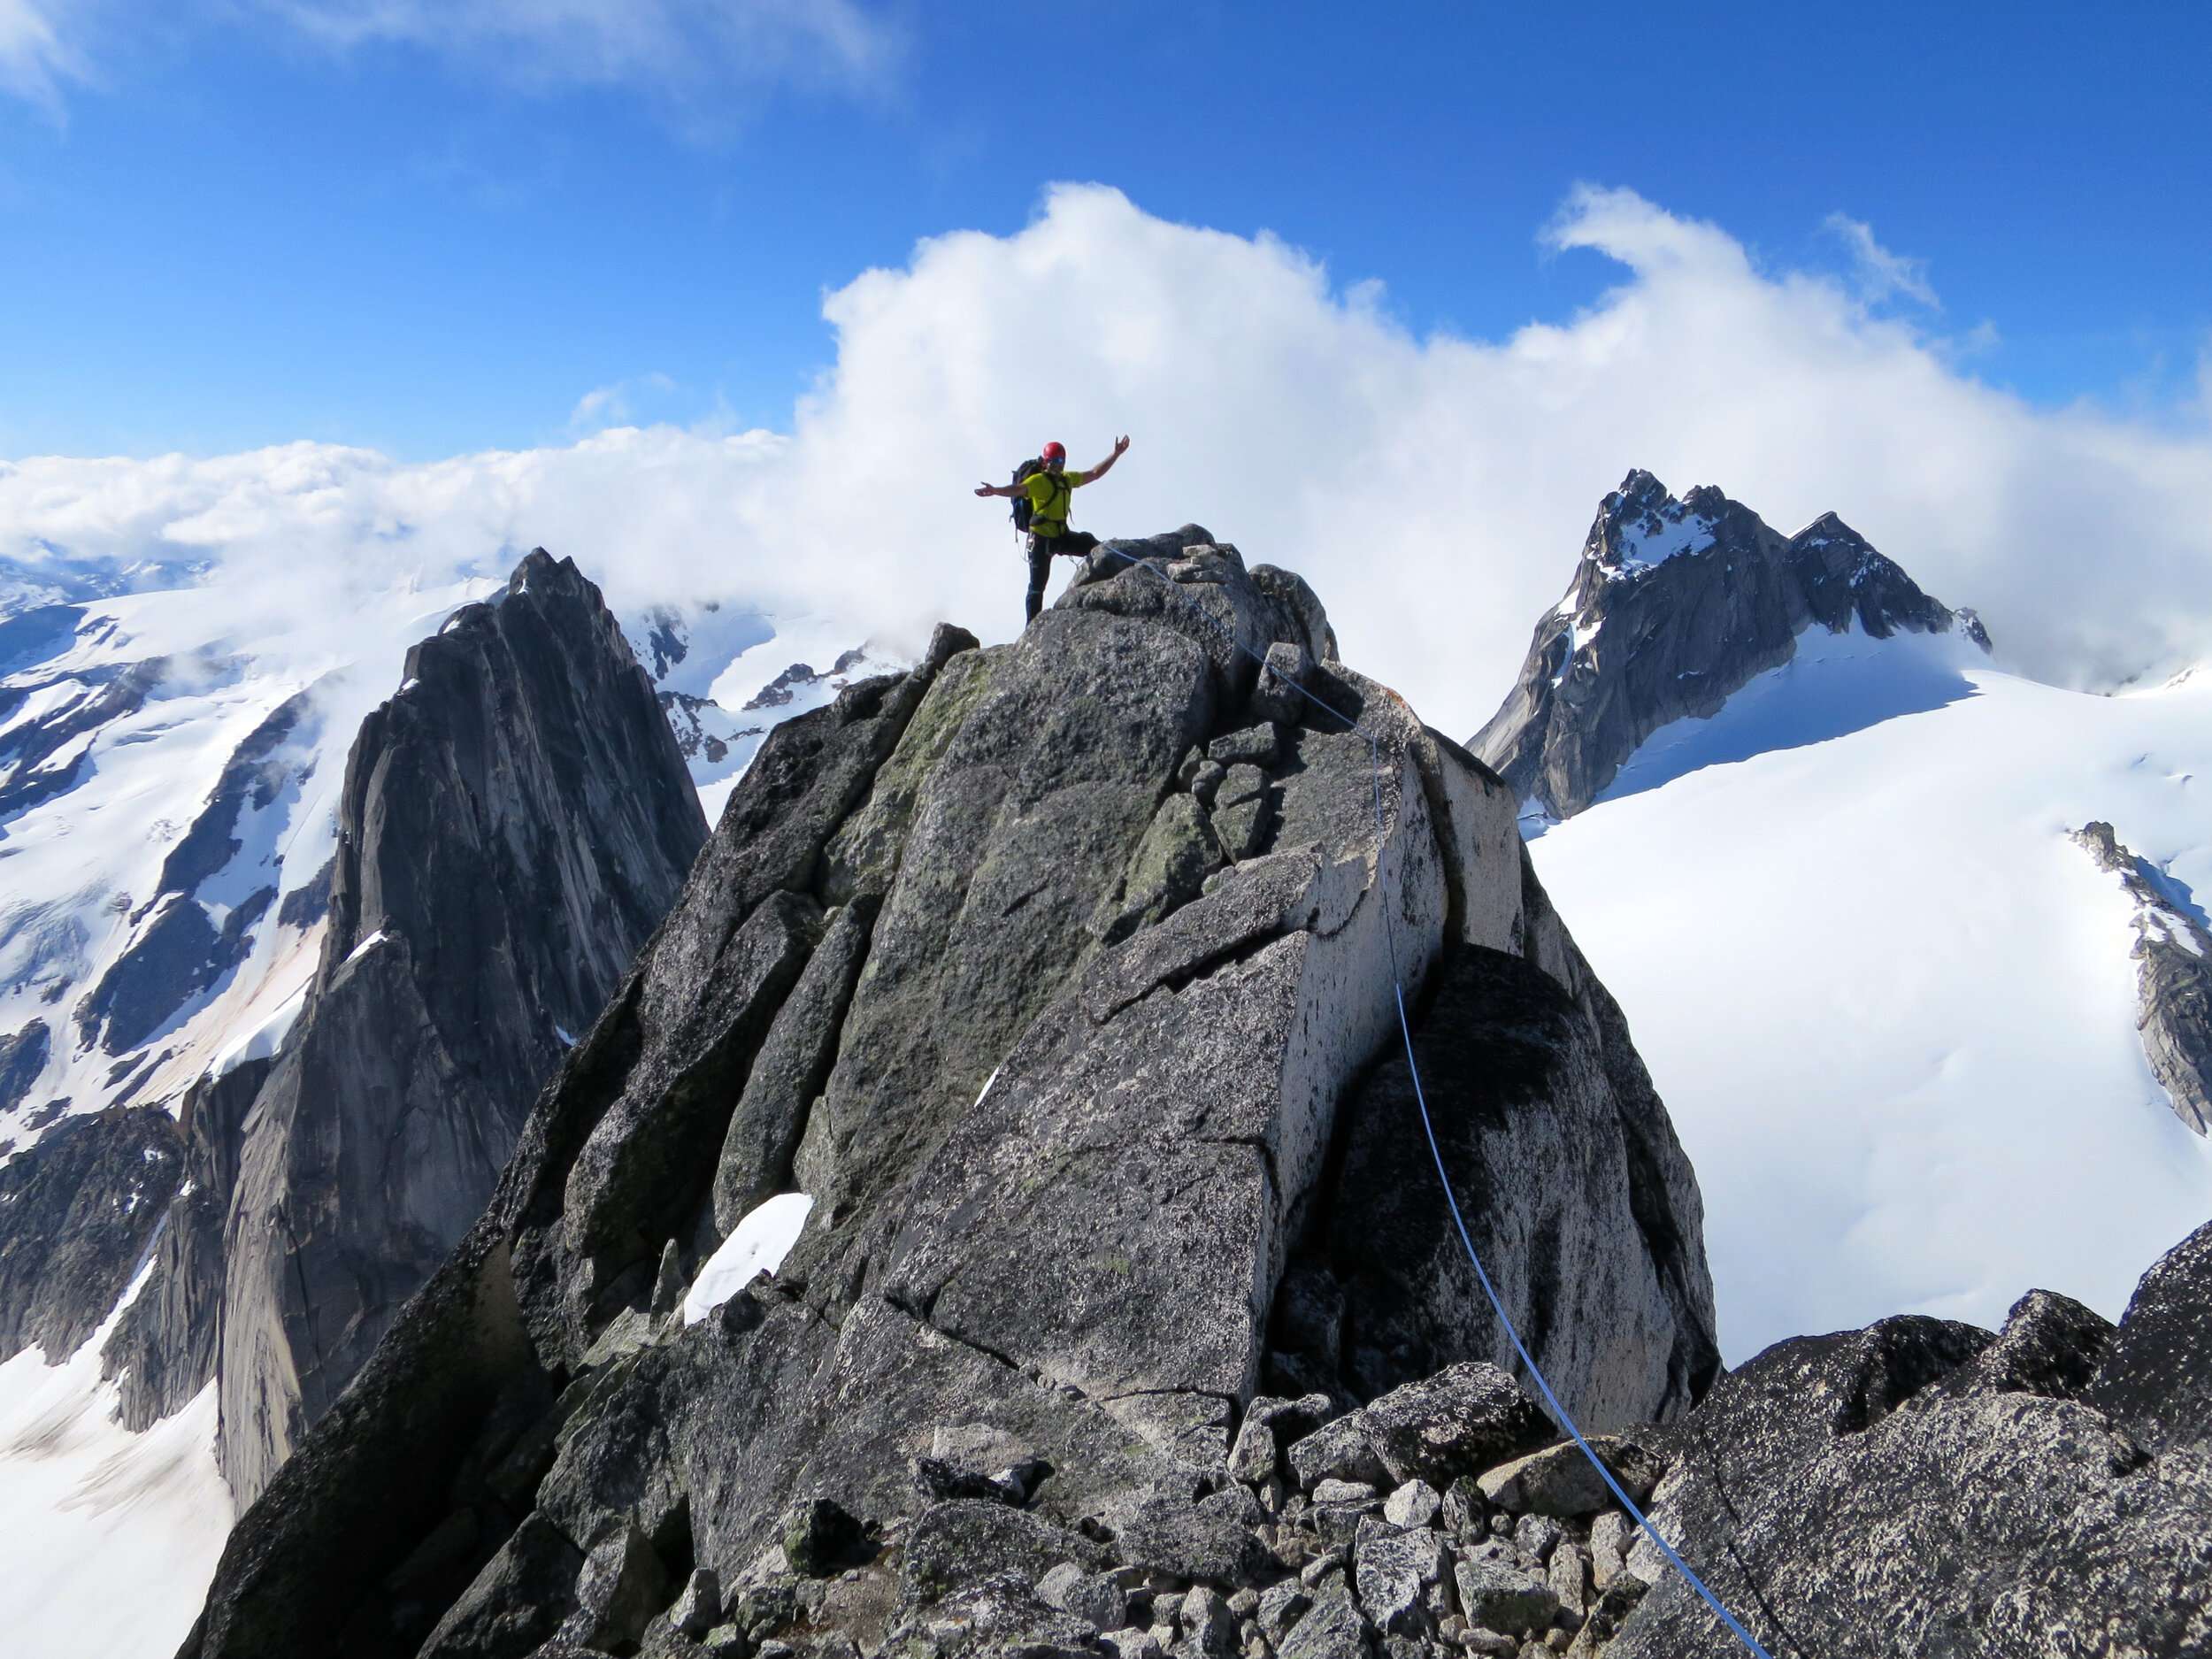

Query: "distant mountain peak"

xmin=1581 ymin=469 xmax=1725 ymax=580
xmin=1793 ymin=507 xmax=1856 ymax=541
xmin=1475 ymin=470 xmax=1988 ymax=819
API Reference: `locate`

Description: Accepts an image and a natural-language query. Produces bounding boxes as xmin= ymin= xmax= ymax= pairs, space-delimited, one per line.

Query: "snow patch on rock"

xmin=682 ymin=1192 xmax=813 ymax=1326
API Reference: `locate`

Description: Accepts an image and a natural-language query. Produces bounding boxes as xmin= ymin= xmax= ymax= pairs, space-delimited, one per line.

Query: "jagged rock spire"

xmin=101 ymin=549 xmax=707 ymax=1509
xmin=1473 ymin=471 xmax=1988 ymax=820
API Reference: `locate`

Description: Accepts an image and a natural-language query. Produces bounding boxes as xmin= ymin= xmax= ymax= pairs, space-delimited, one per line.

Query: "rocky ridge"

xmin=187 ymin=1214 xmax=2212 ymax=1659
xmin=178 ymin=529 xmax=1718 ymax=1658
xmin=95 ymin=550 xmax=707 ymax=1509
xmin=1609 ymin=1218 xmax=2212 ymax=1657
xmin=1471 ymin=470 xmax=1988 ymax=821
xmin=2071 ymin=820 xmax=2212 ymax=1135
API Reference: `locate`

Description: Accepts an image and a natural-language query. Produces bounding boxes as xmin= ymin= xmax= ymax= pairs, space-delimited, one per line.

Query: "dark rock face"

xmin=2088 ymin=1218 xmax=2212 ymax=1455
xmin=0 ymin=1018 xmax=49 ymax=1115
xmin=0 ymin=1104 xmax=181 ymax=1360
xmin=0 ymin=649 xmax=177 ymax=822
xmin=208 ymin=549 xmax=706 ymax=1509
xmin=1471 ymin=471 xmax=1987 ymax=819
xmin=2072 ymin=820 xmax=2212 ymax=1135
xmin=178 ymin=534 xmax=1716 ymax=1659
xmin=1608 ymin=1227 xmax=2212 ymax=1658
xmin=65 ymin=550 xmax=704 ymax=1517
xmin=1303 ymin=934 xmax=1719 ymax=1428
xmin=101 ymin=1055 xmax=271 ymax=1428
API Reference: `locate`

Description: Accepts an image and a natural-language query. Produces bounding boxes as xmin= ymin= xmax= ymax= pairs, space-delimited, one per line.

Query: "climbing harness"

xmin=1096 ymin=541 xmax=1778 ymax=1659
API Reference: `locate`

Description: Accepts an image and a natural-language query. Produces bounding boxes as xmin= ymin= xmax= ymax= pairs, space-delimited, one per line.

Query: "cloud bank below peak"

xmin=5 ymin=184 xmax=2209 ymax=735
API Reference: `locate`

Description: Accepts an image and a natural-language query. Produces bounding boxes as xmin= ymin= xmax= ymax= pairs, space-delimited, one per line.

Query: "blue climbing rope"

xmin=1089 ymin=541 xmax=1778 ymax=1659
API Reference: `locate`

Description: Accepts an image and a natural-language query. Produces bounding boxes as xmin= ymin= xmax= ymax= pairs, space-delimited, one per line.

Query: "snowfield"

xmin=1529 ymin=630 xmax=2212 ymax=1363
xmin=0 ymin=1242 xmax=231 ymax=1659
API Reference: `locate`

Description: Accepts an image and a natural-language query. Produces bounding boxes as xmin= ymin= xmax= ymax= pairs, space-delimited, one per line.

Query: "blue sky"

xmin=4 ymin=1 xmax=2207 ymax=461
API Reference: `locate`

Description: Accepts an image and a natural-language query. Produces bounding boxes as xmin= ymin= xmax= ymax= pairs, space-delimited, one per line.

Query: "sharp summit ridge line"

xmin=1094 ymin=538 xmax=1780 ymax=1659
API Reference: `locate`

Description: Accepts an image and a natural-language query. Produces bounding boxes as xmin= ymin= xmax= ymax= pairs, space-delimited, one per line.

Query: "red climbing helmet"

xmin=1041 ymin=441 xmax=1066 ymax=465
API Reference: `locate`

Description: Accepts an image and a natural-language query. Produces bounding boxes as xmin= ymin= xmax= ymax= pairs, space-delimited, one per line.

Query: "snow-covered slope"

xmin=1527 ymin=634 xmax=2212 ymax=1362
xmin=0 ymin=1243 xmax=231 ymax=1659
xmin=620 ymin=601 xmax=902 ymax=822
xmin=0 ymin=579 xmax=495 ymax=1160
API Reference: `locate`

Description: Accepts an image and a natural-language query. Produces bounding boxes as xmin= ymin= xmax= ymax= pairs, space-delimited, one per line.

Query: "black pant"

xmin=1025 ymin=532 xmax=1100 ymax=622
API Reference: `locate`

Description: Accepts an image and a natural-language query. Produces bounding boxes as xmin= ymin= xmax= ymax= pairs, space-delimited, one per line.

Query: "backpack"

xmin=1010 ymin=458 xmax=1045 ymax=534
xmin=1009 ymin=459 xmax=1072 ymax=537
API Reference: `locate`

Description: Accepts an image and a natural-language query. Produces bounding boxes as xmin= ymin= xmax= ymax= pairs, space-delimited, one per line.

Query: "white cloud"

xmin=569 ymin=372 xmax=676 ymax=430
xmin=2 ymin=0 xmax=902 ymax=118
xmin=6 ymin=185 xmax=2211 ymax=741
xmin=249 ymin=0 xmax=902 ymax=104
xmin=1823 ymin=211 xmax=1941 ymax=308
xmin=0 ymin=0 xmax=90 ymax=118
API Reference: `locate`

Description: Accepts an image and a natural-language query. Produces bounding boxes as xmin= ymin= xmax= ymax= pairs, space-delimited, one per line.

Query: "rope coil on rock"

xmin=1092 ymin=541 xmax=1778 ymax=1659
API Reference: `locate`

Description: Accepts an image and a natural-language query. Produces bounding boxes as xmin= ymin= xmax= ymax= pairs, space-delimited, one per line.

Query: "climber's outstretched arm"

xmin=1077 ymin=434 xmax=1132 ymax=485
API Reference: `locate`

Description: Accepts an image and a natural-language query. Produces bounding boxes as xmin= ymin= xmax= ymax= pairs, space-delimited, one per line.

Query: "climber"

xmin=974 ymin=434 xmax=1132 ymax=624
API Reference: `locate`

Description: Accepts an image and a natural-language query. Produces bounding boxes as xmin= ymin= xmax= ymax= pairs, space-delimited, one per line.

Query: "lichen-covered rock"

xmin=1091 ymin=791 xmax=1225 ymax=945
xmin=1477 ymin=1438 xmax=1662 ymax=1517
xmin=897 ymin=1572 xmax=1103 ymax=1657
xmin=1249 ymin=641 xmax=1315 ymax=726
xmin=1932 ymin=1286 xmax=2113 ymax=1405
xmin=1209 ymin=761 xmax=1273 ymax=861
xmin=1586 ymin=1513 xmax=1628 ymax=1591
xmin=1037 ymin=1560 xmax=1127 ymax=1631
xmin=1353 ymin=1522 xmax=1445 ymax=1635
xmin=177 ymin=539 xmax=1716 ymax=1659
xmin=1209 ymin=723 xmax=1284 ymax=768
xmin=1112 ymin=1491 xmax=1274 ymax=1587
xmin=1290 ymin=1364 xmax=1553 ymax=1498
xmin=712 ymin=896 xmax=878 ymax=1232
xmin=416 ymin=1512 xmax=583 ymax=1659
xmin=1610 ymin=1230 xmax=2212 ymax=1656
xmin=1546 ymin=1540 xmax=1586 ymax=1619
xmin=670 ymin=1568 xmax=723 ymax=1636
xmin=1453 ymin=1559 xmax=1558 ymax=1636
xmin=1179 ymin=1586 xmax=1239 ymax=1657
xmin=1286 ymin=1413 xmax=1392 ymax=1492
xmin=2089 ymin=1216 xmax=2212 ymax=1454
xmin=564 ymin=1520 xmax=673 ymax=1652
xmin=1276 ymin=1574 xmax=1371 ymax=1659
xmin=780 ymin=1495 xmax=864 ymax=1578
xmin=1565 ymin=1573 xmax=1647 ymax=1657
xmin=1381 ymin=1480 xmax=1440 ymax=1531
xmin=902 ymin=1501 xmax=1105 ymax=1597
xmin=1315 ymin=946 xmax=1721 ymax=1428
xmin=1362 ymin=1364 xmax=1557 ymax=1487
xmin=1512 ymin=1515 xmax=1563 ymax=1564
